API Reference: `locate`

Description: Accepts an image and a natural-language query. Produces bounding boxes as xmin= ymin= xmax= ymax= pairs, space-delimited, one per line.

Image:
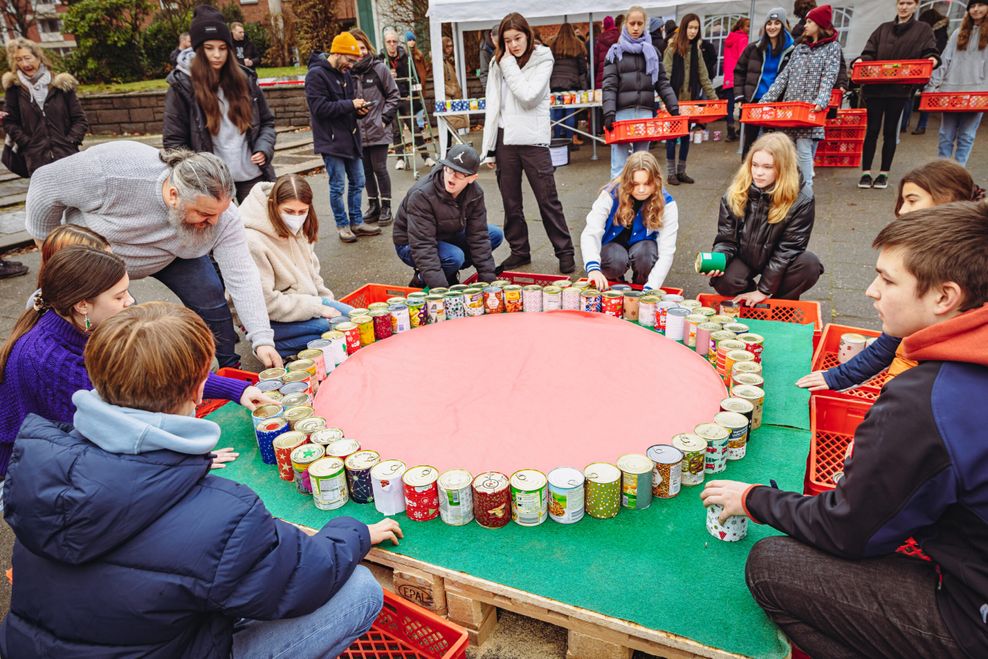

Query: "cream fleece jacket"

xmin=239 ymin=182 xmax=335 ymax=323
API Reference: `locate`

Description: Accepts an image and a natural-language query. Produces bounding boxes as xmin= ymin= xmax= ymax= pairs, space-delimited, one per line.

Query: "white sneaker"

xmin=425 ymin=157 xmax=437 ymax=167
xmin=395 ymin=159 xmax=406 ymax=170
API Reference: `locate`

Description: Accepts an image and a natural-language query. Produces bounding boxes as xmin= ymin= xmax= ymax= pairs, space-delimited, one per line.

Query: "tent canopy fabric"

xmin=428 ymin=0 xmax=724 ymax=23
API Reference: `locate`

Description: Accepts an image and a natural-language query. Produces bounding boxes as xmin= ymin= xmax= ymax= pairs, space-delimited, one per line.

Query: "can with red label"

xmin=336 ymin=322 xmax=361 ymax=353
xmin=483 ymin=286 xmax=505 ymax=314
xmin=737 ymin=333 xmax=764 ymax=363
xmin=272 ymin=430 xmax=306 ymax=480
xmin=472 ymin=471 xmax=511 ymax=528
xmin=695 ymin=422 xmax=730 ymax=473
xmin=601 ymin=291 xmax=624 ymax=318
xmin=402 ymin=465 xmax=440 ymax=521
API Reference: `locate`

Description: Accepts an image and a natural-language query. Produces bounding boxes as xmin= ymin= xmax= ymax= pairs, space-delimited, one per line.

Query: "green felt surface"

xmin=211 ymin=320 xmax=813 ymax=658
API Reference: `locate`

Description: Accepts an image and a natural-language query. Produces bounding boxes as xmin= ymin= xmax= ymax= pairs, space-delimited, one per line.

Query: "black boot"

xmin=364 ymin=197 xmax=381 ymax=223
xmin=378 ymin=198 xmax=393 ymax=226
xmin=726 ymin=125 xmax=738 ymax=142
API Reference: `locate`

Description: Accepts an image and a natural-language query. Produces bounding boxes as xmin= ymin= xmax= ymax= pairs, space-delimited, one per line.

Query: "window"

xmin=702 ymin=13 xmax=746 ymax=80
xmin=920 ymin=0 xmax=967 ymax=35
xmin=833 ymin=7 xmax=853 ymax=48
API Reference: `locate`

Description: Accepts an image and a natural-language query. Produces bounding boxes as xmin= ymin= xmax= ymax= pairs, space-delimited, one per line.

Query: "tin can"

xmin=368 ymin=301 xmax=389 ymax=312
xmin=723 ymin=322 xmax=750 ymax=336
xmin=665 ymin=307 xmax=689 ymax=342
xmin=622 ymin=290 xmax=642 ymax=321
xmin=352 ymin=315 xmax=376 ymax=346
xmin=256 ymin=379 xmax=282 ymax=393
xmin=280 ymin=391 xmax=311 ymax=410
xmin=645 ymin=445 xmax=683 ymax=499
xmin=273 ymin=431 xmax=307 ymax=481
xmin=369 ymin=309 xmax=393 ymax=340
xmin=310 ymin=427 xmax=344 ymax=446
xmin=345 ymin=450 xmax=380 ymax=504
xmin=584 ymin=463 xmax=621 ymax=519
xmin=580 ymin=288 xmax=602 ymax=313
xmin=490 ymin=279 xmax=510 ymax=290
xmin=652 ymin=301 xmax=674 ymax=333
xmin=430 ymin=287 xmax=449 ymax=295
xmin=443 ymin=291 xmax=465 ymax=320
xmin=254 ymin=416 xmax=287 ymax=465
xmin=407 ymin=296 xmax=427 ymax=327
xmin=731 ymin=384 xmax=765 ymax=430
xmin=714 ymin=411 xmax=750 ymax=460
xmin=402 ymin=465 xmax=440 ymax=521
xmin=839 ymin=333 xmax=867 ymax=363
xmin=251 ymin=403 xmax=284 ymax=429
xmin=438 ymin=469 xmax=474 ymax=526
xmin=671 ymin=433 xmax=706 ymax=486
xmin=542 ymin=285 xmax=563 ymax=311
xmin=720 ymin=397 xmax=755 ymax=426
xmin=680 ymin=300 xmax=702 ymax=313
xmin=329 ymin=316 xmax=350 ymax=331
xmin=483 ymin=286 xmax=505 ymax=314
xmin=425 ymin=294 xmax=446 ymax=323
xmin=264 ymin=391 xmax=284 ymax=403
xmin=708 ymin=330 xmax=736 ymax=365
xmin=336 ymin=322 xmax=361 ymax=353
xmin=504 ymin=285 xmax=523 ymax=312
xmin=718 ymin=300 xmax=739 ymax=318
xmin=695 ymin=422 xmax=731 ymax=474
xmin=294 ymin=416 xmax=327 ymax=436
xmin=449 ymin=284 xmax=468 ymax=293
xmin=685 ymin=313 xmax=706 ymax=347
xmin=716 ymin=339 xmax=746 ymax=379
xmin=291 ymin=443 xmax=326 ymax=495
xmin=390 ymin=303 xmax=412 ymax=333
xmin=297 ymin=349 xmax=327 ymax=382
xmin=309 ymin=456 xmax=348 ymax=510
xmin=737 ymin=333 xmax=765 ymax=363
xmin=547 ymin=467 xmax=585 ymax=524
xmin=386 ymin=296 xmax=408 ymax=306
xmin=600 ymin=290 xmax=623 ymax=318
xmin=284 ymin=405 xmax=314 ymax=430
xmin=617 ymin=453 xmax=653 ymax=509
xmin=662 ymin=293 xmax=685 ymax=304
xmin=349 ymin=307 xmax=370 ymax=318
xmin=472 ymin=471 xmax=511 ymax=528
xmin=695 ymin=322 xmax=720 ymax=357
xmin=638 ymin=295 xmax=659 ymax=328
xmin=522 ymin=285 xmax=543 ymax=312
xmin=732 ymin=372 xmax=765 ymax=392
xmin=725 ymin=350 xmax=756 ymax=382
xmin=469 ymin=98 xmax=479 ymax=110
xmin=463 ymin=288 xmax=485 ymax=317
xmin=286 ymin=358 xmax=316 ymax=385
xmin=732 ymin=361 xmax=763 ymax=383
xmin=706 ymin=503 xmax=748 ymax=542
xmin=510 ymin=469 xmax=549 ymax=526
xmin=561 ymin=286 xmax=581 ymax=310
xmin=325 ymin=438 xmax=360 ymax=461
xmin=320 ymin=331 xmax=349 ymax=366
xmin=372 ymin=459 xmax=407 ymax=515
xmin=258 ymin=367 xmax=286 ymax=382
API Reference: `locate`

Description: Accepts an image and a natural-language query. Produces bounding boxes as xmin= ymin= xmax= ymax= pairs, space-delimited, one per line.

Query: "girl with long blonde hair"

xmin=704 ymin=133 xmax=822 ymax=302
xmin=581 ymin=151 xmax=679 ymax=290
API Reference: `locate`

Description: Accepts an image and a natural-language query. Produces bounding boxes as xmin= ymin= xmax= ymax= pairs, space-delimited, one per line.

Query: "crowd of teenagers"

xmin=0 ymin=1 xmax=985 ymax=656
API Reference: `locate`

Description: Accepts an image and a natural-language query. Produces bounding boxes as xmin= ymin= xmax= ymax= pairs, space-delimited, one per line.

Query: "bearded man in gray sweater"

xmin=25 ymin=141 xmax=281 ymax=369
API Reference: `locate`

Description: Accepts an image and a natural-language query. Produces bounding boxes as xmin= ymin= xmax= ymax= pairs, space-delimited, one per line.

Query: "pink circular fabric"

xmin=314 ymin=311 xmax=727 ymax=475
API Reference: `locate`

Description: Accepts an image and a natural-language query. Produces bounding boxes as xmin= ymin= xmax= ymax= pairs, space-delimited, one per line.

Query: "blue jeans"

xmin=551 ymin=107 xmax=577 ymax=139
xmin=938 ymin=111 xmax=983 ymax=167
xmin=232 ymin=565 xmax=382 ymax=658
xmin=794 ymin=137 xmax=819 ymax=196
xmin=324 ymin=155 xmax=365 ymax=228
xmin=270 ymin=299 xmax=353 ymax=358
xmin=395 ymin=225 xmax=504 ymax=284
xmin=916 ymin=111 xmax=929 ymax=130
xmin=152 ymin=255 xmax=240 ymax=368
xmin=611 ymin=108 xmax=653 ymax=179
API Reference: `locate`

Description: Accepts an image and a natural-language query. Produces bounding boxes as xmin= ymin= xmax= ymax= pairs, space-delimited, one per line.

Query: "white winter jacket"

xmin=481 ymin=46 xmax=554 ymax=158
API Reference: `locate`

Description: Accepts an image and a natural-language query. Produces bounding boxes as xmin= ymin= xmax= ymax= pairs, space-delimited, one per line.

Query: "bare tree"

xmin=380 ymin=0 xmax=430 ymax=53
xmin=292 ymin=0 xmax=337 ymax=61
xmin=1 ymin=0 xmax=36 ymax=41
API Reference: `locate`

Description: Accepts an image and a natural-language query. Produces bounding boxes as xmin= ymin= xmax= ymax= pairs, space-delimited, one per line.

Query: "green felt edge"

xmin=210 ymin=320 xmax=813 ymax=658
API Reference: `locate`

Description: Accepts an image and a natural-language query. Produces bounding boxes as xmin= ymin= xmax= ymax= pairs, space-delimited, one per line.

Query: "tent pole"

xmin=588 ymin=12 xmax=597 ymax=161
xmin=430 ymin=17 xmax=447 ymax=159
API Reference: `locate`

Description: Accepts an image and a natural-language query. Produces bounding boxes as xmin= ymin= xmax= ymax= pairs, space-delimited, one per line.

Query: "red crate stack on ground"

xmin=815 ymin=109 xmax=867 ymax=168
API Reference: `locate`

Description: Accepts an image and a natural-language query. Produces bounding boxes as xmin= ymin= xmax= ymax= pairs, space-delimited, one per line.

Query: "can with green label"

xmin=584 ymin=463 xmax=621 ymax=519
xmin=695 ymin=251 xmax=728 ymax=274
xmin=309 ymin=456 xmax=348 ymax=510
xmin=617 ymin=453 xmax=653 ymax=509
xmin=510 ymin=469 xmax=548 ymax=526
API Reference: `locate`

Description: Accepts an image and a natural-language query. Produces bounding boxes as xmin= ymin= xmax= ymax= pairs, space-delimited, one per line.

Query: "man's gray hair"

xmin=159 ymin=148 xmax=235 ymax=203
xmin=383 ymin=27 xmax=399 ymax=39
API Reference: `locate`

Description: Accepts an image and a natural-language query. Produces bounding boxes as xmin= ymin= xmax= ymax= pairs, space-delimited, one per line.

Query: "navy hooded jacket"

xmin=1 ymin=391 xmax=371 ymax=657
xmin=305 ymin=52 xmax=362 ymax=159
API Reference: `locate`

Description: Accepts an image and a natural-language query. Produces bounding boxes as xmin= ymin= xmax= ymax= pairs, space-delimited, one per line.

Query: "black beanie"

xmin=189 ymin=5 xmax=233 ymax=50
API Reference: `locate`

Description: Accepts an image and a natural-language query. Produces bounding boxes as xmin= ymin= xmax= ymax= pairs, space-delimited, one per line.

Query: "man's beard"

xmin=168 ymin=202 xmax=217 ymax=249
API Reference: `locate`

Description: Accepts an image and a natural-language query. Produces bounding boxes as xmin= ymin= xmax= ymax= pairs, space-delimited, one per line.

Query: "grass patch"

xmin=78 ymin=66 xmax=306 ymax=96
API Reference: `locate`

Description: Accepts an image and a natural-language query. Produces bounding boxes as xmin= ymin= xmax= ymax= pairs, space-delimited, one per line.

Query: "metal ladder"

xmin=390 ymin=49 xmax=437 ymax=179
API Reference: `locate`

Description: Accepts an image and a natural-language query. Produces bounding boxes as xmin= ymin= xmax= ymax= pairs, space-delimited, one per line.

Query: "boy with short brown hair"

xmin=703 ymin=201 xmax=988 ymax=658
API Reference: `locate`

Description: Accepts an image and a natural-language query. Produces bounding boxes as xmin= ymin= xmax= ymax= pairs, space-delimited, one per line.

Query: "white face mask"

xmin=280 ymin=210 xmax=307 ymax=234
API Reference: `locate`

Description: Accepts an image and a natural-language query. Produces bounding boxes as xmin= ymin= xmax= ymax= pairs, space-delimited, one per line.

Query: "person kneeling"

xmin=704 ymin=132 xmax=822 ymax=304
xmin=394 ymin=144 xmax=503 ymax=287
xmin=0 ymin=301 xmax=402 ymax=657
xmin=240 ymin=174 xmax=354 ymax=358
xmin=581 ymin=151 xmax=678 ymax=291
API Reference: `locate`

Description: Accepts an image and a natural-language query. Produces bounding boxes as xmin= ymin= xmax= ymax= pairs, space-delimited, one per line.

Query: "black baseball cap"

xmin=439 ymin=144 xmax=480 ymax=176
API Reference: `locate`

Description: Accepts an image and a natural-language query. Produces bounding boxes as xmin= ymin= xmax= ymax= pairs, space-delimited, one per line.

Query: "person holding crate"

xmin=926 ymin=0 xmax=988 ymax=167
xmin=855 ymin=0 xmax=940 ymax=190
xmin=702 ymin=132 xmax=821 ymax=304
xmin=757 ymin=5 xmax=844 ymax=195
xmin=581 ymin=152 xmax=678 ymax=291
xmin=601 ymin=5 xmax=679 ymax=179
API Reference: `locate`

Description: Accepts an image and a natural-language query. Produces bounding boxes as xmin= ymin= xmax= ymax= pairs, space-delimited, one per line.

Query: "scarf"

xmin=670 ymin=41 xmax=702 ymax=101
xmin=17 ymin=64 xmax=50 ymax=108
xmin=605 ymin=27 xmax=660 ymax=84
xmin=805 ymin=32 xmax=838 ymax=49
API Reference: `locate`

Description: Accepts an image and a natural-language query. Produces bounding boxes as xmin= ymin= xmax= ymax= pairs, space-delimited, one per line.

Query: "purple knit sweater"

xmin=0 ymin=311 xmax=250 ymax=477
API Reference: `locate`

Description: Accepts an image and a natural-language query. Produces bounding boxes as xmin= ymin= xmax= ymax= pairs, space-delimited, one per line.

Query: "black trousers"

xmin=711 ymin=251 xmax=823 ymax=300
xmin=601 ymin=240 xmax=657 ymax=285
xmin=746 ymin=537 xmax=966 ymax=659
xmin=494 ymin=129 xmax=574 ymax=259
xmin=740 ymin=124 xmax=763 ymax=160
xmin=362 ymin=144 xmax=391 ymax=200
xmin=862 ymin=96 xmax=908 ymax=172
xmin=235 ymin=175 xmax=266 ymax=204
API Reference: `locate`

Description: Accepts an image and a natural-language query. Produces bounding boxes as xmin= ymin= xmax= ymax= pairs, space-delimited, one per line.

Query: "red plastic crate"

xmin=696 ymin=294 xmax=822 ymax=346
xmin=740 ymin=102 xmax=826 ymax=128
xmin=340 ymin=283 xmax=424 ymax=307
xmin=341 ymin=590 xmax=469 ymax=659
xmin=814 ymin=152 xmax=863 ymax=168
xmin=827 ymin=108 xmax=867 ymax=127
xmin=828 ymin=88 xmax=843 ymax=108
xmin=463 ymin=271 xmax=684 ymax=295
xmin=919 ymin=91 xmax=988 ymax=112
xmin=604 ymin=114 xmax=690 ymax=143
xmin=815 ymin=140 xmax=864 ymax=156
xmin=806 ymin=395 xmax=869 ymax=495
xmin=677 ymin=99 xmax=728 ymax=123
xmin=195 ymin=367 xmax=259 ymax=418
xmin=809 ymin=324 xmax=888 ymax=403
xmin=851 ymin=59 xmax=934 ymax=85
xmin=823 ymin=125 xmax=866 ymax=140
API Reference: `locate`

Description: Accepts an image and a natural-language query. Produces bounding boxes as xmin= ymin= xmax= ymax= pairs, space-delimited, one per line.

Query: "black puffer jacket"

xmin=858 ymin=16 xmax=940 ymax=99
xmin=601 ymin=52 xmax=679 ymax=124
xmin=713 ymin=184 xmax=815 ymax=296
xmin=393 ymin=167 xmax=495 ymax=288
xmin=2 ymin=71 xmax=88 ymax=176
xmin=550 ymin=55 xmax=588 ymax=92
xmin=163 ymin=66 xmax=276 ymax=180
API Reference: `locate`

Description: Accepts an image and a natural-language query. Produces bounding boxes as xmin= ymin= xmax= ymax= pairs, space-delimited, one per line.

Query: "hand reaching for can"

xmin=210 ymin=447 xmax=240 ymax=469
xmin=587 ymin=271 xmax=609 ymax=290
xmin=368 ymin=518 xmax=404 ymax=546
xmin=700 ymin=480 xmax=752 ymax=523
